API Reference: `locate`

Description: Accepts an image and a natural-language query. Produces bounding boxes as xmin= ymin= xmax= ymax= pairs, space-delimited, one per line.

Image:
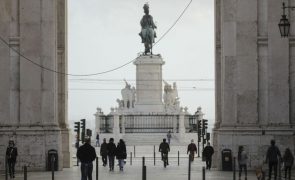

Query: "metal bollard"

xmin=188 ymin=155 xmax=191 ymax=180
xmin=178 ymin=151 xmax=180 ymax=166
xmin=24 ymin=166 xmax=27 ymax=180
xmin=154 ymin=145 xmax=156 ymax=166
xmin=130 ymin=152 xmax=132 ymax=165
xmin=96 ymin=157 xmax=98 ymax=180
xmin=134 ymin=146 xmax=136 ymax=157
xmin=202 ymin=166 xmax=206 ymax=180
xmin=51 ymin=156 xmax=55 ymax=180
xmin=233 ymin=157 xmax=236 ymax=180
xmin=142 ymin=157 xmax=146 ymax=180
xmin=5 ymin=156 xmax=8 ymax=180
xmin=142 ymin=165 xmax=147 ymax=180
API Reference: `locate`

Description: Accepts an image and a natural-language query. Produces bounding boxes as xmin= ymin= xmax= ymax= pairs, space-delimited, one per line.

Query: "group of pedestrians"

xmin=99 ymin=138 xmax=127 ymax=171
xmin=238 ymin=140 xmax=294 ymax=180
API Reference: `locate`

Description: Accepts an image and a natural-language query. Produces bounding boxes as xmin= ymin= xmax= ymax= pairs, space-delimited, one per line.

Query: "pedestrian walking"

xmin=203 ymin=142 xmax=214 ymax=170
xmin=265 ymin=139 xmax=281 ymax=180
xmin=283 ymin=148 xmax=294 ymax=180
xmin=187 ymin=139 xmax=197 ymax=161
xmin=100 ymin=138 xmax=108 ymax=167
xmin=96 ymin=133 xmax=100 ymax=147
xmin=159 ymin=138 xmax=170 ymax=166
xmin=77 ymin=137 xmax=97 ymax=180
xmin=107 ymin=138 xmax=116 ymax=171
xmin=167 ymin=131 xmax=172 ymax=145
xmin=238 ymin=146 xmax=248 ymax=180
xmin=116 ymin=139 xmax=127 ymax=171
xmin=6 ymin=140 xmax=17 ymax=178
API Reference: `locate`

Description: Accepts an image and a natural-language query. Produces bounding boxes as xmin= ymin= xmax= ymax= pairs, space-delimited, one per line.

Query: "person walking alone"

xmin=167 ymin=131 xmax=172 ymax=145
xmin=187 ymin=139 xmax=197 ymax=161
xmin=238 ymin=146 xmax=248 ymax=180
xmin=116 ymin=139 xmax=127 ymax=171
xmin=283 ymin=148 xmax=294 ymax=180
xmin=96 ymin=133 xmax=100 ymax=147
xmin=159 ymin=138 xmax=170 ymax=165
xmin=107 ymin=138 xmax=116 ymax=171
xmin=100 ymin=138 xmax=108 ymax=167
xmin=77 ymin=137 xmax=97 ymax=180
xmin=203 ymin=142 xmax=214 ymax=170
xmin=6 ymin=140 xmax=18 ymax=178
xmin=266 ymin=140 xmax=281 ymax=180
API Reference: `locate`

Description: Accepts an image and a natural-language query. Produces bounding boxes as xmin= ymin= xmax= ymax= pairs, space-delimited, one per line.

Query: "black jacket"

xmin=6 ymin=147 xmax=18 ymax=162
xmin=107 ymin=142 xmax=116 ymax=156
xmin=77 ymin=143 xmax=97 ymax=163
xmin=203 ymin=146 xmax=214 ymax=159
xmin=159 ymin=142 xmax=170 ymax=153
xmin=116 ymin=142 xmax=127 ymax=159
xmin=100 ymin=142 xmax=108 ymax=156
xmin=266 ymin=145 xmax=281 ymax=163
xmin=187 ymin=143 xmax=197 ymax=154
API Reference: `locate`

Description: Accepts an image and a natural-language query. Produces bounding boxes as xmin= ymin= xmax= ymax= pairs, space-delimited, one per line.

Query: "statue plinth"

xmin=133 ymin=55 xmax=165 ymax=113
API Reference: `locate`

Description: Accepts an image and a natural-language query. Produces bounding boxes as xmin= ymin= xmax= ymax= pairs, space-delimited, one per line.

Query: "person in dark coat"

xmin=203 ymin=142 xmax=214 ymax=170
xmin=6 ymin=140 xmax=18 ymax=178
xmin=265 ymin=140 xmax=281 ymax=180
xmin=107 ymin=138 xmax=116 ymax=171
xmin=159 ymin=138 xmax=170 ymax=165
xmin=187 ymin=139 xmax=197 ymax=161
xmin=77 ymin=137 xmax=97 ymax=180
xmin=96 ymin=133 xmax=100 ymax=147
xmin=116 ymin=139 xmax=127 ymax=171
xmin=100 ymin=138 xmax=108 ymax=166
xmin=283 ymin=148 xmax=294 ymax=180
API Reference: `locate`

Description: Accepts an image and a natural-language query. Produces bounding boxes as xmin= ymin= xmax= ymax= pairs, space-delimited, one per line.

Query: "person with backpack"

xmin=6 ymin=140 xmax=18 ymax=178
xmin=283 ymin=148 xmax=294 ymax=180
xmin=238 ymin=146 xmax=248 ymax=180
xmin=265 ymin=140 xmax=281 ymax=180
xmin=116 ymin=139 xmax=127 ymax=171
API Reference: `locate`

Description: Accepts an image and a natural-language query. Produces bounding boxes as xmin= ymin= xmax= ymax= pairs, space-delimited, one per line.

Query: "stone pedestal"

xmin=133 ymin=55 xmax=165 ymax=113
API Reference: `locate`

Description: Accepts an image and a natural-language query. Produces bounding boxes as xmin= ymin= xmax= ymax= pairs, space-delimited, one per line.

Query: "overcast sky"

xmin=68 ymin=0 xmax=214 ymax=129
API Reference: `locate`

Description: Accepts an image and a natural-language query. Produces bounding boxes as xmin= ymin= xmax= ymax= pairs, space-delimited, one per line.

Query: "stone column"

xmin=133 ymin=55 xmax=165 ymax=113
xmin=94 ymin=108 xmax=103 ymax=133
xmin=113 ymin=113 xmax=120 ymax=135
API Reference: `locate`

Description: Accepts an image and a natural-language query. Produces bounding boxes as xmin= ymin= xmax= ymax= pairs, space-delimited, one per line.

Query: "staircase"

xmin=122 ymin=133 xmax=186 ymax=145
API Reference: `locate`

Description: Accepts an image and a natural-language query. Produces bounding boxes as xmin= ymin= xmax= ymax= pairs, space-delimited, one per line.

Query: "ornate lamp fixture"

xmin=278 ymin=2 xmax=295 ymax=37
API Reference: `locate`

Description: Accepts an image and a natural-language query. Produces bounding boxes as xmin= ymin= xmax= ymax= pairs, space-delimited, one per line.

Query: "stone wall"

xmin=214 ymin=0 xmax=295 ymax=169
xmin=0 ymin=0 xmax=70 ymax=170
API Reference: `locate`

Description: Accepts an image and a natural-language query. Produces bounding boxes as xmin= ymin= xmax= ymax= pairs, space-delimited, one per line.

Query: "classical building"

xmin=213 ymin=0 xmax=295 ymax=169
xmin=0 ymin=0 xmax=70 ymax=170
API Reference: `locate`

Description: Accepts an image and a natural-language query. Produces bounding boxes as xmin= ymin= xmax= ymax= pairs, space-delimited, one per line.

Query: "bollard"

xmin=130 ymin=152 xmax=132 ymax=165
xmin=96 ymin=157 xmax=98 ymax=180
xmin=142 ymin=165 xmax=147 ymax=180
xmin=202 ymin=166 xmax=206 ymax=180
xmin=142 ymin=157 xmax=146 ymax=180
xmin=24 ymin=166 xmax=27 ymax=180
xmin=188 ymin=155 xmax=191 ymax=180
xmin=178 ymin=151 xmax=180 ymax=166
xmin=134 ymin=146 xmax=136 ymax=157
xmin=233 ymin=157 xmax=236 ymax=180
xmin=154 ymin=145 xmax=156 ymax=166
xmin=51 ymin=156 xmax=55 ymax=180
xmin=5 ymin=156 xmax=8 ymax=180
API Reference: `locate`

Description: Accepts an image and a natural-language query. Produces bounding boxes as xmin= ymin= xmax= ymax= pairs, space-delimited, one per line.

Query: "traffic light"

xmin=206 ymin=132 xmax=210 ymax=141
xmin=197 ymin=120 xmax=202 ymax=142
xmin=80 ymin=119 xmax=86 ymax=143
xmin=202 ymin=119 xmax=208 ymax=135
xmin=74 ymin=122 xmax=80 ymax=140
xmin=86 ymin=129 xmax=92 ymax=137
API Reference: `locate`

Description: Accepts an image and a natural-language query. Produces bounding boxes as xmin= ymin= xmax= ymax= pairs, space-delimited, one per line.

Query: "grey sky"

xmin=68 ymin=0 xmax=214 ymax=128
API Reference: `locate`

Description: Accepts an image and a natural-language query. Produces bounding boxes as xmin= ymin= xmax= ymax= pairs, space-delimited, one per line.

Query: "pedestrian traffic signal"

xmin=197 ymin=120 xmax=202 ymax=142
xmin=80 ymin=119 xmax=86 ymax=143
xmin=74 ymin=122 xmax=80 ymax=139
xmin=86 ymin=129 xmax=92 ymax=137
xmin=206 ymin=132 xmax=210 ymax=141
xmin=202 ymin=119 xmax=208 ymax=130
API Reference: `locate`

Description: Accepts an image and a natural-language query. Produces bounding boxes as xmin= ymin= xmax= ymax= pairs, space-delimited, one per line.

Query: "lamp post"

xmin=278 ymin=2 xmax=295 ymax=37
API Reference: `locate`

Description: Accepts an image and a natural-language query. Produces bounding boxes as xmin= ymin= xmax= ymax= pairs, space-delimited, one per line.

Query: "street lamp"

xmin=278 ymin=2 xmax=295 ymax=37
